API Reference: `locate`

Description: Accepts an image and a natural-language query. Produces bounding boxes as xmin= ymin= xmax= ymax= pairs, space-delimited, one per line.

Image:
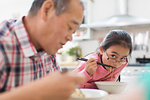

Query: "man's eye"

xmin=68 ymin=26 xmax=72 ymax=31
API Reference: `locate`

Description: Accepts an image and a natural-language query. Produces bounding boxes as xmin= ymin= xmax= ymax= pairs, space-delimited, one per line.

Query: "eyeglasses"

xmin=105 ymin=52 xmax=128 ymax=65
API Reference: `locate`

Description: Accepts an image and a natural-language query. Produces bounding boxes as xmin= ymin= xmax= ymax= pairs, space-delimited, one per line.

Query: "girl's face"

xmin=100 ymin=45 xmax=130 ymax=70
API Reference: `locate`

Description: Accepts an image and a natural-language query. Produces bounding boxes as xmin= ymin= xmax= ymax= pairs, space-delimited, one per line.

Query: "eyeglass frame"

xmin=104 ymin=51 xmax=128 ymax=65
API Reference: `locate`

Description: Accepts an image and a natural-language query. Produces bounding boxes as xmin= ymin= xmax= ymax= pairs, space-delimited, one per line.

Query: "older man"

xmin=0 ymin=0 xmax=84 ymax=100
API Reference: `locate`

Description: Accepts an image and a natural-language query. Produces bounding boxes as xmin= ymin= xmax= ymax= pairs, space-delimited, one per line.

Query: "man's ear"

xmin=99 ymin=46 xmax=104 ymax=54
xmin=40 ymin=0 xmax=55 ymax=21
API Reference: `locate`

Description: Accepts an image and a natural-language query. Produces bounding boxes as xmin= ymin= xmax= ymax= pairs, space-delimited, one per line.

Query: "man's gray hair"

xmin=29 ymin=0 xmax=83 ymax=16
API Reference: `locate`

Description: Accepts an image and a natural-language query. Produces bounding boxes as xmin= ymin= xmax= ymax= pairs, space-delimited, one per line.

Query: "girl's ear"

xmin=99 ymin=46 xmax=104 ymax=54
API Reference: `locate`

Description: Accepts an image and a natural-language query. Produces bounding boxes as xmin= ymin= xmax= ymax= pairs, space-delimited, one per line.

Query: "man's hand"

xmin=0 ymin=71 xmax=85 ymax=100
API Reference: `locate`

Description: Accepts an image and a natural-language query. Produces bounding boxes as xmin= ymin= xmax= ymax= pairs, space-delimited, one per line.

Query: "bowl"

xmin=95 ymin=81 xmax=127 ymax=94
xmin=69 ymin=89 xmax=108 ymax=100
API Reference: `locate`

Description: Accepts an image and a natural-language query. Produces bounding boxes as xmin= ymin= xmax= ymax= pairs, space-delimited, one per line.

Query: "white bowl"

xmin=69 ymin=89 xmax=108 ymax=100
xmin=95 ymin=81 xmax=127 ymax=94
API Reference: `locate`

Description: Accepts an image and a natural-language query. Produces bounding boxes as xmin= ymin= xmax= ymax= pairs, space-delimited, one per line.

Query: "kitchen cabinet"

xmin=73 ymin=0 xmax=93 ymax=40
xmin=73 ymin=24 xmax=91 ymax=40
xmin=59 ymin=61 xmax=79 ymax=71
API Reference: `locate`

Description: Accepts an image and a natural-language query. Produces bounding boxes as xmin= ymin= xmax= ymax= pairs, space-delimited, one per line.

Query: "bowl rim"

xmin=71 ymin=88 xmax=108 ymax=99
xmin=95 ymin=81 xmax=127 ymax=86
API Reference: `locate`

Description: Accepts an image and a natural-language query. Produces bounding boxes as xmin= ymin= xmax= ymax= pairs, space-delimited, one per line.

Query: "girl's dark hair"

xmin=100 ymin=30 xmax=132 ymax=55
xmin=29 ymin=0 xmax=83 ymax=16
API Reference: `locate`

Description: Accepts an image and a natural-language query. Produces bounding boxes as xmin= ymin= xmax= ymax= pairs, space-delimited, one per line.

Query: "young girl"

xmin=74 ymin=30 xmax=132 ymax=89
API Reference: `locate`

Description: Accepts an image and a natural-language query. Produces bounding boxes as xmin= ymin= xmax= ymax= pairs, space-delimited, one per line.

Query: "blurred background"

xmin=1 ymin=0 xmax=150 ymax=82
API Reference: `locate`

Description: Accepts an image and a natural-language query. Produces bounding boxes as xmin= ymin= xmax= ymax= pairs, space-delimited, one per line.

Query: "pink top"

xmin=74 ymin=53 xmax=127 ymax=89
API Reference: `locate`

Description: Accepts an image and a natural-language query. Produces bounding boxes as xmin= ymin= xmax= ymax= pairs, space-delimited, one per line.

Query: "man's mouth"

xmin=60 ymin=42 xmax=65 ymax=46
xmin=59 ymin=43 xmax=66 ymax=48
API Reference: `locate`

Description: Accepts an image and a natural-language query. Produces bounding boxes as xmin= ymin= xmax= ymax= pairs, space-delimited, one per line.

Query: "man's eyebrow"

xmin=71 ymin=20 xmax=79 ymax=25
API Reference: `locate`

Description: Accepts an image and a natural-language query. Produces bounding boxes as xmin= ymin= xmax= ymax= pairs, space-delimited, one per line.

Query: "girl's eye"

xmin=121 ymin=57 xmax=126 ymax=61
xmin=111 ymin=55 xmax=116 ymax=59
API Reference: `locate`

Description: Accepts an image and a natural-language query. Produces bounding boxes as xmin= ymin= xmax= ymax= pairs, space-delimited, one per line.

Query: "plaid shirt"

xmin=0 ymin=17 xmax=61 ymax=92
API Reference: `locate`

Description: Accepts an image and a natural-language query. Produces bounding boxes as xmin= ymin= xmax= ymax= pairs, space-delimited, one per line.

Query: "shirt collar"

xmin=14 ymin=16 xmax=38 ymax=58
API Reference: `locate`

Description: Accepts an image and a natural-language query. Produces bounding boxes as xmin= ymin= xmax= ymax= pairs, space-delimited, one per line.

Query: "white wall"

xmin=90 ymin=0 xmax=117 ymax=22
xmin=78 ymin=40 xmax=99 ymax=56
xmin=90 ymin=0 xmax=150 ymax=22
xmin=0 ymin=0 xmax=33 ymax=22
xmin=129 ymin=0 xmax=150 ymax=19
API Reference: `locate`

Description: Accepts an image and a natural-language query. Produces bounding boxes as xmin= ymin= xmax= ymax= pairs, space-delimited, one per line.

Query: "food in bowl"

xmin=70 ymin=89 xmax=108 ymax=100
xmin=95 ymin=81 xmax=127 ymax=94
xmin=71 ymin=89 xmax=85 ymax=98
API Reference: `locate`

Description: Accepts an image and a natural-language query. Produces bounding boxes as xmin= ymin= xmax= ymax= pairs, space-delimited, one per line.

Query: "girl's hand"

xmin=85 ymin=58 xmax=97 ymax=76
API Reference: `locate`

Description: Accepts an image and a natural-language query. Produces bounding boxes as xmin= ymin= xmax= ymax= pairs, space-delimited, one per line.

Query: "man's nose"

xmin=66 ymin=34 xmax=73 ymax=41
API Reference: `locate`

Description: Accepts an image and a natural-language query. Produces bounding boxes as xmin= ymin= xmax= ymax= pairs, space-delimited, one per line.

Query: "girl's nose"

xmin=112 ymin=61 xmax=121 ymax=68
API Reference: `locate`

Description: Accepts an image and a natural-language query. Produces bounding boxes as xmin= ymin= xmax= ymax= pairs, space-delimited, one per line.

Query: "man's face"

xmin=37 ymin=0 xmax=83 ymax=55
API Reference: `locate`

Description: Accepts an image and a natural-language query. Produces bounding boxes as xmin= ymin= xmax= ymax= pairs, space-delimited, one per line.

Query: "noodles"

xmin=105 ymin=67 xmax=113 ymax=80
xmin=71 ymin=89 xmax=85 ymax=98
xmin=109 ymin=67 xmax=113 ymax=79
xmin=109 ymin=67 xmax=112 ymax=72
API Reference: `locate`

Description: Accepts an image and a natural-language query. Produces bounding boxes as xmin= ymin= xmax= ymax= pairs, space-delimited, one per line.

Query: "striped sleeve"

xmin=0 ymin=52 xmax=4 ymax=67
xmin=0 ymin=51 xmax=7 ymax=90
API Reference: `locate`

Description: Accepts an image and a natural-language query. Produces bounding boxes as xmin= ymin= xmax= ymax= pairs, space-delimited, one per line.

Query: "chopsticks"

xmin=77 ymin=57 xmax=115 ymax=68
